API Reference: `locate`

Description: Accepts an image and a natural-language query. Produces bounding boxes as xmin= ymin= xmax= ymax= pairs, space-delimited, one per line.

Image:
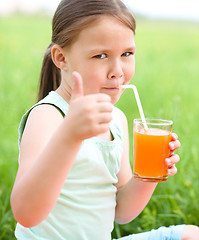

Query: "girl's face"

xmin=63 ymin=15 xmax=136 ymax=104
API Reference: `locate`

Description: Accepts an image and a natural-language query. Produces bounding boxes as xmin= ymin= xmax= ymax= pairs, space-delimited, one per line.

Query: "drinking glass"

xmin=133 ymin=118 xmax=173 ymax=182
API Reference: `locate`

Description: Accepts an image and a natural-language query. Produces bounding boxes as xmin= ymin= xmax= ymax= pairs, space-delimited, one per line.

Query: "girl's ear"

xmin=51 ymin=44 xmax=68 ymax=70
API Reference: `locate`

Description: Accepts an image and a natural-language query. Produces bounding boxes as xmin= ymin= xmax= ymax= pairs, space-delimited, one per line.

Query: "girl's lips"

xmin=102 ymin=83 xmax=123 ymax=92
xmin=103 ymin=85 xmax=121 ymax=90
xmin=102 ymin=87 xmax=121 ymax=95
xmin=105 ymin=87 xmax=119 ymax=90
xmin=103 ymin=87 xmax=120 ymax=91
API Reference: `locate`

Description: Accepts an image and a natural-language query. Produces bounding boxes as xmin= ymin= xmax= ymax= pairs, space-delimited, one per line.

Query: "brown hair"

xmin=38 ymin=0 xmax=136 ymax=101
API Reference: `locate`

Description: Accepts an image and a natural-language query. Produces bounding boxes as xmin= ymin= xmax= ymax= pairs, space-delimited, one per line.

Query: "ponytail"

xmin=37 ymin=43 xmax=61 ymax=101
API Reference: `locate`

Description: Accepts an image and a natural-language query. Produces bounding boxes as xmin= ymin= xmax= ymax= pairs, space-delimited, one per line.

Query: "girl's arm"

xmin=11 ymin=73 xmax=113 ymax=228
xmin=115 ymin=109 xmax=180 ymax=224
xmin=11 ymin=104 xmax=82 ymax=228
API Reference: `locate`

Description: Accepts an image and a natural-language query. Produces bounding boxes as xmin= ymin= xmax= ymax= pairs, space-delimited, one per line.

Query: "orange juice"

xmin=133 ymin=127 xmax=172 ymax=182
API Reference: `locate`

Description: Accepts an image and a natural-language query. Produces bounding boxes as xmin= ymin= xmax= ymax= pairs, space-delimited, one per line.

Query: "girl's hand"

xmin=166 ymin=133 xmax=181 ymax=176
xmin=65 ymin=72 xmax=113 ymax=141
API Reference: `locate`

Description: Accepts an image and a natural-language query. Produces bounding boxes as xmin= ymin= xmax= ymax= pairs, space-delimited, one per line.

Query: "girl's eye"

xmin=93 ymin=53 xmax=107 ymax=59
xmin=122 ymin=52 xmax=133 ymax=57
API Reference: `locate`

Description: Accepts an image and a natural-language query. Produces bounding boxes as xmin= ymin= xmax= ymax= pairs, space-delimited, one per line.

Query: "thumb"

xmin=71 ymin=71 xmax=84 ymax=101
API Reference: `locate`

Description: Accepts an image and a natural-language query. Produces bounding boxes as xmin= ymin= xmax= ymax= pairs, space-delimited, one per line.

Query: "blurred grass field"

xmin=0 ymin=15 xmax=199 ymax=239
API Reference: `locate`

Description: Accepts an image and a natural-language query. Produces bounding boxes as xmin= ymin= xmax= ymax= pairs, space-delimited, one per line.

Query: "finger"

xmin=165 ymin=154 xmax=180 ymax=167
xmin=169 ymin=140 xmax=181 ymax=151
xmin=167 ymin=164 xmax=177 ymax=176
xmin=98 ymin=102 xmax=113 ymax=113
xmin=98 ymin=113 xmax=112 ymax=124
xmin=96 ymin=123 xmax=110 ymax=134
xmin=95 ymin=93 xmax=111 ymax=103
xmin=170 ymin=150 xmax=175 ymax=156
xmin=171 ymin=133 xmax=178 ymax=141
xmin=71 ymin=71 xmax=84 ymax=101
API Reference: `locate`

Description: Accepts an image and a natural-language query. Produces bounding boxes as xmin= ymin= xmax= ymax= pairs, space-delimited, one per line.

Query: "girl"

xmin=11 ymin=0 xmax=199 ymax=239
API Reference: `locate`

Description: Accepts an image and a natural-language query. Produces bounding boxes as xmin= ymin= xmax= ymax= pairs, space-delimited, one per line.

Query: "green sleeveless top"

xmin=15 ymin=91 xmax=124 ymax=240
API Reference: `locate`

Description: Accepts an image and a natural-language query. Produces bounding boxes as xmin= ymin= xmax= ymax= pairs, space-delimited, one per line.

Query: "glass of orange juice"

xmin=133 ymin=118 xmax=173 ymax=182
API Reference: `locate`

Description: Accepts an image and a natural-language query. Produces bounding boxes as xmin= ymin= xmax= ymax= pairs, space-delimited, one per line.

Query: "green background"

xmin=0 ymin=15 xmax=199 ymax=239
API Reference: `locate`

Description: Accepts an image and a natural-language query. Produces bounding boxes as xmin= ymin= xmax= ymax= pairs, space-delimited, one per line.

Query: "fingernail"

xmin=173 ymin=133 xmax=178 ymax=140
xmin=167 ymin=169 xmax=172 ymax=175
xmin=169 ymin=143 xmax=174 ymax=150
xmin=166 ymin=158 xmax=170 ymax=165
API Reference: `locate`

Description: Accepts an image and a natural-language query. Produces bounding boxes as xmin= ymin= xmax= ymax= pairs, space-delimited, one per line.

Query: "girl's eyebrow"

xmin=88 ymin=48 xmax=109 ymax=54
xmin=88 ymin=45 xmax=136 ymax=54
xmin=125 ymin=46 xmax=136 ymax=52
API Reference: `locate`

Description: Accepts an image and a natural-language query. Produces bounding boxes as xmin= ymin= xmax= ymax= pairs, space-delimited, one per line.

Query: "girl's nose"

xmin=107 ymin=60 xmax=124 ymax=80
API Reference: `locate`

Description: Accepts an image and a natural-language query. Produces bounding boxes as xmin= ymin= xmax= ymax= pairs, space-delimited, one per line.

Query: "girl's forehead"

xmin=83 ymin=15 xmax=133 ymax=32
xmin=77 ymin=15 xmax=135 ymax=44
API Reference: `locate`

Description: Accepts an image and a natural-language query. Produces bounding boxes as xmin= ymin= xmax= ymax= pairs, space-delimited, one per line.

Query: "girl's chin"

xmin=111 ymin=95 xmax=122 ymax=105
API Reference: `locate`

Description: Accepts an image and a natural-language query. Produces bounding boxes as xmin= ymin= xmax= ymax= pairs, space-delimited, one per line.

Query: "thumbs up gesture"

xmin=65 ymin=72 xmax=113 ymax=141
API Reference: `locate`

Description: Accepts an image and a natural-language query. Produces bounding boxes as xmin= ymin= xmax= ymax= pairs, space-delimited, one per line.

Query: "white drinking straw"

xmin=120 ymin=85 xmax=148 ymax=130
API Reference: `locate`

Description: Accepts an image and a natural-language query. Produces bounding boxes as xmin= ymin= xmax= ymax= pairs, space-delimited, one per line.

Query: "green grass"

xmin=0 ymin=15 xmax=199 ymax=239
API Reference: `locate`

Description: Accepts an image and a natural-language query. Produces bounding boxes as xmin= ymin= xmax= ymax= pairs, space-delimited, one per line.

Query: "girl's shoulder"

xmin=112 ymin=106 xmax=128 ymax=127
xmin=27 ymin=104 xmax=64 ymax=127
xmin=18 ymin=91 xmax=67 ymax=147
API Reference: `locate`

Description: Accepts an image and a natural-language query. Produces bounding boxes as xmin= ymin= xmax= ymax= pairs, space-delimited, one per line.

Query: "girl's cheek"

xmin=124 ymin=70 xmax=135 ymax=84
xmin=125 ymin=62 xmax=135 ymax=83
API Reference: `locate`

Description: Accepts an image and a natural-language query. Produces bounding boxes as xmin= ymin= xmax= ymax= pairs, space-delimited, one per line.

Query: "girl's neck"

xmin=56 ymin=85 xmax=72 ymax=104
